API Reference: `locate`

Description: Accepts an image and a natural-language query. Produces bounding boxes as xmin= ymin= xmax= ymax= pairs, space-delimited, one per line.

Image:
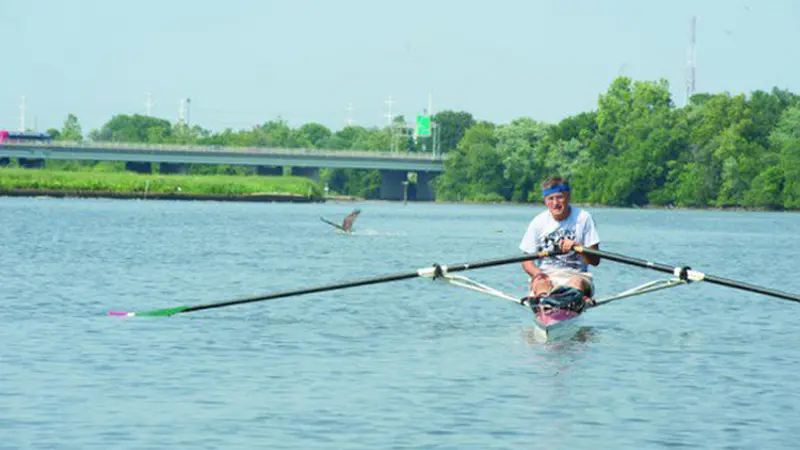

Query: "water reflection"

xmin=517 ymin=326 xmax=601 ymax=380
xmin=521 ymin=325 xmax=597 ymax=347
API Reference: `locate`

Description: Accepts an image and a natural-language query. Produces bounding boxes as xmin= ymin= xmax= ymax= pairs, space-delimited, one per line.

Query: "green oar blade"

xmin=108 ymin=305 xmax=191 ymax=317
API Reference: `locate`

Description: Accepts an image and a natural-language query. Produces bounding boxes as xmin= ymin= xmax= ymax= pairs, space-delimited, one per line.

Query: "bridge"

xmin=0 ymin=141 xmax=445 ymax=201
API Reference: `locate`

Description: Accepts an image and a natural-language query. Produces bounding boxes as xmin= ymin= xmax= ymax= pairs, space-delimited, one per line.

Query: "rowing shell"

xmin=434 ymin=272 xmax=690 ymax=343
xmin=532 ymin=308 xmax=584 ymax=342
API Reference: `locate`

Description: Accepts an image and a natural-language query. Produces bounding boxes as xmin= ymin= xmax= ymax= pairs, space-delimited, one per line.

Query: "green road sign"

xmin=415 ymin=115 xmax=431 ymax=137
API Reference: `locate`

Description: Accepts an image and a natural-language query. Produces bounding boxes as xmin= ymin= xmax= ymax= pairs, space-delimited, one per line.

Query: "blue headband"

xmin=542 ymin=184 xmax=570 ymax=197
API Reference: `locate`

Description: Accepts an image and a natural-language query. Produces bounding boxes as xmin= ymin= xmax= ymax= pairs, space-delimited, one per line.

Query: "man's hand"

xmin=558 ymin=238 xmax=579 ymax=253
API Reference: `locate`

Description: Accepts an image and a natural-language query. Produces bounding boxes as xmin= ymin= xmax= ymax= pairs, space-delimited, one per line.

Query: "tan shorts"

xmin=538 ymin=268 xmax=595 ymax=297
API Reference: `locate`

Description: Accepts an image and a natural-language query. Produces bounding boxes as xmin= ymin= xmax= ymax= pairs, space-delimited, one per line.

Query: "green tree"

xmin=433 ymin=110 xmax=476 ymax=153
xmin=60 ymin=114 xmax=83 ymax=141
xmin=436 ymin=122 xmax=499 ymax=201
xmin=90 ymin=114 xmax=172 ymax=143
xmin=494 ymin=118 xmax=550 ymax=202
xmin=768 ymin=105 xmax=800 ymax=208
xmin=297 ymin=123 xmax=332 ymax=148
xmin=587 ymin=78 xmax=685 ymax=205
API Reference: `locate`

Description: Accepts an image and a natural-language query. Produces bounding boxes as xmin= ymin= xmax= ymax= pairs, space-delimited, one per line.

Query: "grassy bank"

xmin=0 ymin=167 xmax=323 ymax=199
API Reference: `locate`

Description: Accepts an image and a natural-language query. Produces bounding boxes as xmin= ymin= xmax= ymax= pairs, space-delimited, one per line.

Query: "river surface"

xmin=1 ymin=197 xmax=799 ymax=449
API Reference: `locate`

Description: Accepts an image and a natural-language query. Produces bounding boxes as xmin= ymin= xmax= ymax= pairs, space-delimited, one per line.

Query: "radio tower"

xmin=685 ymin=16 xmax=697 ymax=105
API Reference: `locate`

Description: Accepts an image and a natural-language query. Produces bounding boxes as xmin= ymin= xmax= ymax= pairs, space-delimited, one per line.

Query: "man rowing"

xmin=519 ymin=177 xmax=601 ymax=310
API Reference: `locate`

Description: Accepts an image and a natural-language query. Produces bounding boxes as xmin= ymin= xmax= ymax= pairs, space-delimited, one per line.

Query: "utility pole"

xmin=178 ymin=98 xmax=186 ymax=124
xmin=428 ymin=92 xmax=439 ymax=157
xmin=685 ymin=16 xmax=697 ymax=106
xmin=384 ymin=95 xmax=395 ymax=125
xmin=385 ymin=96 xmax=397 ymax=152
xmin=145 ymin=92 xmax=153 ymax=116
xmin=345 ymin=102 xmax=354 ymax=126
xmin=185 ymin=97 xmax=191 ymax=127
xmin=19 ymin=95 xmax=26 ymax=132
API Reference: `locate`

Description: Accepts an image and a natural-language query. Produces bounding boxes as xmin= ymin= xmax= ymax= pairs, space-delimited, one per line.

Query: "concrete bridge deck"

xmin=0 ymin=140 xmax=445 ymax=200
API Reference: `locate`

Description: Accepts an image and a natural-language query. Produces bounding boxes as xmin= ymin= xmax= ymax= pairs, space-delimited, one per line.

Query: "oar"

xmin=574 ymin=245 xmax=800 ymax=303
xmin=109 ymin=250 xmax=559 ymax=317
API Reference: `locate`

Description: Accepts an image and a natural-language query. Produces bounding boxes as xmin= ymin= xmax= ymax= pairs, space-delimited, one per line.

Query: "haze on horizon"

xmin=2 ymin=0 xmax=798 ymax=135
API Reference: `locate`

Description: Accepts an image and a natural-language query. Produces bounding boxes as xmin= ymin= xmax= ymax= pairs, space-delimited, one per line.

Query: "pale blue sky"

xmin=2 ymin=0 xmax=798 ymax=134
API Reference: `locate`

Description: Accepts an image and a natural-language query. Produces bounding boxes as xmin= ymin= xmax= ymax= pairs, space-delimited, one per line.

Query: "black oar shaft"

xmin=576 ymin=246 xmax=800 ymax=303
xmin=701 ymin=273 xmax=800 ymax=302
xmin=185 ymin=272 xmax=419 ymax=313
xmin=182 ymin=251 xmax=556 ymax=314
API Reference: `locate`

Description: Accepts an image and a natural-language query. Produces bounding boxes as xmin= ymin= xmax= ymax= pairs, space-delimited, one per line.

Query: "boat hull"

xmin=532 ymin=308 xmax=583 ymax=342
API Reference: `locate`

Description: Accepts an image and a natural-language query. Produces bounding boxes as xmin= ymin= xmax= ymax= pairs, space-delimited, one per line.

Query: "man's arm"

xmin=581 ymin=243 xmax=600 ymax=266
xmin=522 ymin=259 xmax=539 ymax=277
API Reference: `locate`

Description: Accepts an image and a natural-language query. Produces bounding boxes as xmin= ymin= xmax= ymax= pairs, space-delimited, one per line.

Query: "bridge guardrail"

xmin=2 ymin=140 xmax=445 ymax=161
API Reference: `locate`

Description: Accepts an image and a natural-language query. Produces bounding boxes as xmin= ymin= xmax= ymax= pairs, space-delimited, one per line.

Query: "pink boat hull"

xmin=534 ymin=309 xmax=579 ymax=326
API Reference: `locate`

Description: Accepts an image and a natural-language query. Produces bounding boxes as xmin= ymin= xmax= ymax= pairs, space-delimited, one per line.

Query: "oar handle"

xmin=574 ymin=246 xmax=800 ymax=303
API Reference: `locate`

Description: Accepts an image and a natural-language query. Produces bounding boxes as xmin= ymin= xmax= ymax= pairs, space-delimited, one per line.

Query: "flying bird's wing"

xmin=342 ymin=210 xmax=361 ymax=232
xmin=320 ymin=216 xmax=346 ymax=231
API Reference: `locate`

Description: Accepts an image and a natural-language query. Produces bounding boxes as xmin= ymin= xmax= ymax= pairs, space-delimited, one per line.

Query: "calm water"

xmin=1 ymin=197 xmax=799 ymax=449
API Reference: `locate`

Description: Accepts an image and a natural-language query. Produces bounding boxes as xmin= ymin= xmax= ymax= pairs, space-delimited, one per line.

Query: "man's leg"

xmin=566 ymin=275 xmax=594 ymax=305
xmin=565 ymin=276 xmax=589 ymax=294
xmin=530 ymin=275 xmax=554 ymax=298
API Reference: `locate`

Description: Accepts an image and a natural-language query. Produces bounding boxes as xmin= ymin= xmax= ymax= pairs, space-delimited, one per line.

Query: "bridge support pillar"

xmin=18 ymin=158 xmax=45 ymax=169
xmin=125 ymin=162 xmax=152 ymax=174
xmin=290 ymin=167 xmax=319 ymax=182
xmin=415 ymin=171 xmax=438 ymax=201
xmin=256 ymin=165 xmax=283 ymax=176
xmin=379 ymin=170 xmax=407 ymax=201
xmin=160 ymin=163 xmax=188 ymax=174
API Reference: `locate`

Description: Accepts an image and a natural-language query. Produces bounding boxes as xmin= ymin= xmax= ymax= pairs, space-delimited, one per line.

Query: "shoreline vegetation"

xmin=0 ymin=167 xmax=791 ymax=213
xmin=0 ymin=166 xmax=795 ymax=213
xmin=4 ymin=76 xmax=799 ymax=210
xmin=0 ymin=167 xmax=324 ymax=202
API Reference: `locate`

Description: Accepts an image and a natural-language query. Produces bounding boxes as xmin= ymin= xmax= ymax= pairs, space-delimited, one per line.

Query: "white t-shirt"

xmin=519 ymin=207 xmax=601 ymax=272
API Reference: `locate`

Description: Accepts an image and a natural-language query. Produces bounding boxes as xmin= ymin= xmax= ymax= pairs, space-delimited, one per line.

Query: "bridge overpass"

xmin=0 ymin=141 xmax=445 ymax=201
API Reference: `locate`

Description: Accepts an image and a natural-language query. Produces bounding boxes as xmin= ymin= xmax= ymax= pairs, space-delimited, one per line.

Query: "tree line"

xmin=43 ymin=77 xmax=799 ymax=209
